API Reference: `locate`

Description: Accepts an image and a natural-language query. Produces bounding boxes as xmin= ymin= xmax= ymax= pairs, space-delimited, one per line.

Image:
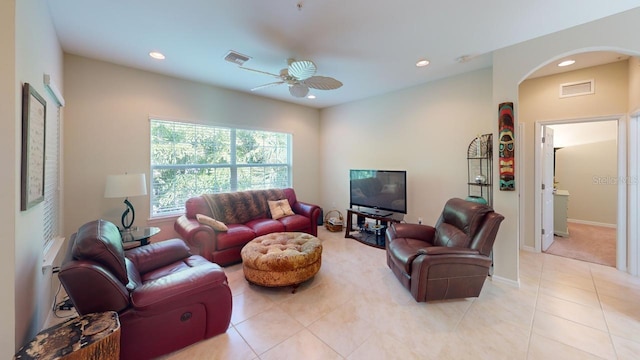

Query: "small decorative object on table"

xmin=466 ymin=195 xmax=488 ymax=205
xmin=324 ymin=210 xmax=344 ymax=232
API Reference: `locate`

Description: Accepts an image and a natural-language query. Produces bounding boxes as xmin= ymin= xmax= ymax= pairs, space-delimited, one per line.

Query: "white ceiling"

xmin=46 ymin=1 xmax=640 ymax=109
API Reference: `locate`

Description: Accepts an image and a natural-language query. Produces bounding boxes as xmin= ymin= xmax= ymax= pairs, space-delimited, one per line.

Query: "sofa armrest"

xmin=125 ymin=239 xmax=191 ymax=274
xmin=130 ymin=263 xmax=228 ymax=313
xmin=174 ymin=215 xmax=217 ymax=256
xmin=417 ymin=246 xmax=480 ymax=256
xmin=388 ymin=223 xmax=436 ymax=243
xmin=292 ymin=200 xmax=320 ymax=218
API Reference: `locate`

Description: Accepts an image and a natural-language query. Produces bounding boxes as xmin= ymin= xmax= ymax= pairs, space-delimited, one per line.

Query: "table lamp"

xmin=104 ymin=173 xmax=147 ymax=231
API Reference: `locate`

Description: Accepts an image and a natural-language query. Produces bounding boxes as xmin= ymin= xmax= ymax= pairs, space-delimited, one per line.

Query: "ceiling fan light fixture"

xmin=416 ymin=59 xmax=430 ymax=67
xmin=239 ymin=57 xmax=342 ymax=98
xmin=558 ymin=59 xmax=576 ymax=67
xmin=149 ymin=51 xmax=165 ymax=60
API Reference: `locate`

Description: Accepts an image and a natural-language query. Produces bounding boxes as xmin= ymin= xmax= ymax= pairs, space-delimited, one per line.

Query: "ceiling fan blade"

xmin=288 ymin=60 xmax=316 ymax=80
xmin=302 ymin=76 xmax=343 ymax=90
xmin=251 ymin=81 xmax=284 ymax=91
xmin=289 ymin=83 xmax=309 ymax=97
xmin=239 ymin=66 xmax=281 ymax=78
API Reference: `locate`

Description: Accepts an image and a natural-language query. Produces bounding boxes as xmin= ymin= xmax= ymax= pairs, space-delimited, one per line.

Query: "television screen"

xmin=350 ymin=169 xmax=407 ymax=215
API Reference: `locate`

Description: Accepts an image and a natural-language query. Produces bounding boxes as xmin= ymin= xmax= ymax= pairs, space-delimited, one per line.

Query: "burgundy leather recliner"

xmin=59 ymin=219 xmax=232 ymax=360
xmin=386 ymin=198 xmax=504 ymax=302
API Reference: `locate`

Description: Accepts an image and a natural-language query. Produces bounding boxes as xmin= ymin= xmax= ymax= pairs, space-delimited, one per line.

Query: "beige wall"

xmin=0 ymin=1 xmax=16 ymax=356
xmin=556 ymin=139 xmax=618 ymax=224
xmin=630 ymin=56 xmax=640 ymax=113
xmin=494 ymin=7 xmax=640 ymax=279
xmin=320 ymin=68 xmax=494 ymax=228
xmin=518 ymin=61 xmax=628 ymax=247
xmin=3 ymin=0 xmax=65 ymax=353
xmin=63 ymin=55 xmax=321 ymax=241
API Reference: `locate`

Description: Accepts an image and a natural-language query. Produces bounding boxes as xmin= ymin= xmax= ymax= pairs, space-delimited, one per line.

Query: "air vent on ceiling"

xmin=559 ymin=79 xmax=594 ymax=98
xmin=224 ymin=50 xmax=251 ymax=65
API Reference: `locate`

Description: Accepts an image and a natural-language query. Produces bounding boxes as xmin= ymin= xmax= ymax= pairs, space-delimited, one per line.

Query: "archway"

xmin=517 ymin=48 xmax=639 ymax=274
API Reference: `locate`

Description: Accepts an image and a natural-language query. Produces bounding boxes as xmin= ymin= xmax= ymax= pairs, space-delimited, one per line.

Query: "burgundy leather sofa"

xmin=59 ymin=220 xmax=232 ymax=360
xmin=174 ymin=188 xmax=321 ymax=266
xmin=386 ymin=198 xmax=504 ymax=302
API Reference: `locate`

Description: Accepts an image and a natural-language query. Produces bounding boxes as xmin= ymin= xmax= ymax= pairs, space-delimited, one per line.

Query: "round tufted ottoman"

xmin=241 ymin=232 xmax=322 ymax=288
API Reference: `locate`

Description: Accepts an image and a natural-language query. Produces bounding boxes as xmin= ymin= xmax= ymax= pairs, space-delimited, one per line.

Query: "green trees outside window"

xmin=150 ymin=119 xmax=291 ymax=216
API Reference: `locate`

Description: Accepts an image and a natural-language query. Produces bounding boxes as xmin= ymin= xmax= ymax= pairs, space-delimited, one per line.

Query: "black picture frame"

xmin=21 ymin=83 xmax=47 ymax=211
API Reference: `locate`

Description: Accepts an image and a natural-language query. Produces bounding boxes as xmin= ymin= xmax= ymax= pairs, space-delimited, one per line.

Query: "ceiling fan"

xmin=239 ymin=58 xmax=343 ymax=98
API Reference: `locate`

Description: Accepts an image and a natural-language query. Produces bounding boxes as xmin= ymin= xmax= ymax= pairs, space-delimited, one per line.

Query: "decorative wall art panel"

xmin=498 ymin=102 xmax=515 ymax=191
xmin=21 ymin=83 xmax=47 ymax=210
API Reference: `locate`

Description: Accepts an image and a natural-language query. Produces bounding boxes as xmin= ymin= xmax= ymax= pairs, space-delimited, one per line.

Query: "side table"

xmin=121 ymin=226 xmax=160 ymax=249
xmin=15 ymin=311 xmax=120 ymax=360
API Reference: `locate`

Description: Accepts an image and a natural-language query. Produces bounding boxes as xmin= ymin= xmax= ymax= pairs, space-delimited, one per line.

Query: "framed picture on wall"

xmin=21 ymin=83 xmax=47 ymax=211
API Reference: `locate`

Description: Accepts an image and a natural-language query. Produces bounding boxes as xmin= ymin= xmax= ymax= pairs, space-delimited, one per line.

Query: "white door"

xmin=542 ymin=126 xmax=555 ymax=251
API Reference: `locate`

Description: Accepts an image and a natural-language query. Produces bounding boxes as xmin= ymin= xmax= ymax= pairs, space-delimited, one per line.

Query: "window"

xmin=44 ymin=106 xmax=61 ymax=246
xmin=150 ymin=119 xmax=292 ymax=217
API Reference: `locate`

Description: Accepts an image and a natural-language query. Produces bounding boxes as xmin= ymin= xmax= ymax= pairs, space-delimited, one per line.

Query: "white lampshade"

xmin=104 ymin=173 xmax=147 ymax=198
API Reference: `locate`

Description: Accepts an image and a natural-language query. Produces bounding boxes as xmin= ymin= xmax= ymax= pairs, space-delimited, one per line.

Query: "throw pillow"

xmin=196 ymin=214 xmax=228 ymax=232
xmin=268 ymin=199 xmax=295 ymax=220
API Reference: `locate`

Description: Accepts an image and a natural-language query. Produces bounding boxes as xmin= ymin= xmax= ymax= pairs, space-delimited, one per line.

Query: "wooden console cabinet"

xmin=344 ymin=209 xmax=403 ymax=248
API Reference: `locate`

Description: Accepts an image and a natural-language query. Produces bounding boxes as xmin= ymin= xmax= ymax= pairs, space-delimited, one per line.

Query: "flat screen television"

xmin=349 ymin=169 xmax=407 ymax=216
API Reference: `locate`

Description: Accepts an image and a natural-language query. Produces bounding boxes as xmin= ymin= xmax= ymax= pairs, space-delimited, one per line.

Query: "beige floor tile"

xmin=226 ymin=263 xmax=250 ymax=295
xmin=436 ymin=320 xmax=530 ymax=360
xmin=542 ymin=254 xmax=592 ymax=276
xmin=602 ymin=308 xmax=640 ymax=343
xmin=347 ymin=329 xmax=426 ymax=360
xmin=307 ymin=301 xmax=374 ymax=357
xmin=539 ymin=278 xmax=600 ymax=308
xmin=532 ymin=311 xmax=616 ymax=359
xmin=278 ymin=276 xmax=355 ymax=326
xmin=234 ymin=306 xmax=304 ymax=355
xmin=527 ymin=333 xmax=603 ymax=360
xmin=519 ymin=273 xmax=542 ymax=294
xmin=161 ymin=326 xmax=257 ymax=360
xmin=260 ymin=329 xmax=342 ymax=360
xmin=230 ymin=287 xmax=276 ymax=325
xmin=594 ymin=277 xmax=640 ymax=302
xmin=541 ymin=268 xmax=596 ymax=292
xmin=467 ymin=295 xmax=535 ymax=330
xmin=536 ymin=293 xmax=607 ymax=331
xmin=611 ymin=335 xmax=640 ymax=360
xmin=591 ymin=264 xmax=640 ymax=288
xmin=599 ymin=293 xmax=640 ymax=317
xmin=455 ymin=304 xmax=530 ymax=358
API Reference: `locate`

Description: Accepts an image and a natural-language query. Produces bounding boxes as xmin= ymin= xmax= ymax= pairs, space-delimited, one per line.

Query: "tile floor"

xmin=157 ymin=226 xmax=640 ymax=359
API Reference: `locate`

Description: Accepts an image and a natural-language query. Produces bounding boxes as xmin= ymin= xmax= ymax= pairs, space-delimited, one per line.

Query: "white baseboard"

xmin=521 ymin=245 xmax=537 ymax=252
xmin=490 ymin=274 xmax=520 ymax=288
xmin=568 ymin=219 xmax=616 ymax=228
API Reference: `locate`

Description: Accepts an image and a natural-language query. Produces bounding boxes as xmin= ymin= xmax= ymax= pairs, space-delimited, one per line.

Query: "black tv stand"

xmin=360 ymin=209 xmax=392 ymax=217
xmin=344 ymin=209 xmax=403 ymax=248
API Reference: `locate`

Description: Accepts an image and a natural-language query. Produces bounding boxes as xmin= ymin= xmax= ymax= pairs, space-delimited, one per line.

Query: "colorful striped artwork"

xmin=498 ymin=102 xmax=515 ymax=191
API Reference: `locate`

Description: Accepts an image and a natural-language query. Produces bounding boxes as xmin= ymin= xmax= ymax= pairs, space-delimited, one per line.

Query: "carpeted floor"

xmin=545 ymin=222 xmax=616 ymax=267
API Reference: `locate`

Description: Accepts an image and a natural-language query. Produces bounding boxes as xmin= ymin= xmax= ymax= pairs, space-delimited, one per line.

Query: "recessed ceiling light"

xmin=149 ymin=51 xmax=165 ymax=60
xmin=307 ymin=94 xmax=316 ymax=99
xmin=558 ymin=59 xmax=575 ymax=67
xmin=416 ymin=59 xmax=430 ymax=67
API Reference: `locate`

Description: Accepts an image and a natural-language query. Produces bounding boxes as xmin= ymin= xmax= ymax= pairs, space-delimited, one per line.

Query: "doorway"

xmin=537 ymin=119 xmax=620 ymax=267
